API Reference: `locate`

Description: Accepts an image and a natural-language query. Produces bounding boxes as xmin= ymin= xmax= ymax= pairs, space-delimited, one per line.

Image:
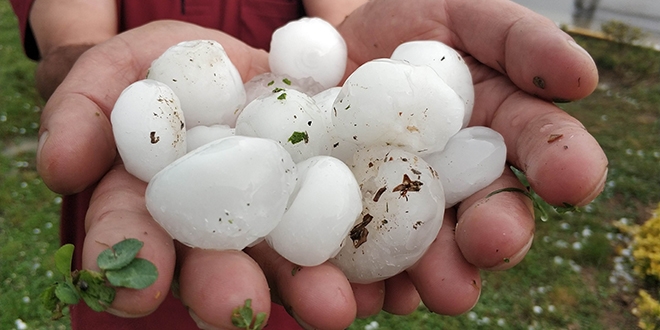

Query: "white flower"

xmin=533 ymin=305 xmax=543 ymax=314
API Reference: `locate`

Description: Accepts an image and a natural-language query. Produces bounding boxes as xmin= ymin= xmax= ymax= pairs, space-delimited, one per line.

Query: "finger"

xmin=382 ymin=272 xmax=421 ymax=315
xmin=177 ymin=248 xmax=271 ymax=330
xmin=82 ymin=163 xmax=175 ymax=316
xmin=38 ymin=20 xmax=269 ymax=194
xmin=406 ymin=209 xmax=481 ymax=316
xmin=246 ymin=242 xmax=357 ymax=330
xmin=339 ymin=0 xmax=598 ymax=101
xmin=350 ymin=282 xmax=384 ymax=319
xmin=455 ymin=168 xmax=535 ymax=270
xmin=469 ymin=73 xmax=608 ymax=206
xmin=446 ymin=0 xmax=598 ymax=101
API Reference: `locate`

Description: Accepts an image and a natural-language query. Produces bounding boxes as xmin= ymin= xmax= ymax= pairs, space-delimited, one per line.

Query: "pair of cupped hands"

xmin=36 ymin=0 xmax=607 ymax=329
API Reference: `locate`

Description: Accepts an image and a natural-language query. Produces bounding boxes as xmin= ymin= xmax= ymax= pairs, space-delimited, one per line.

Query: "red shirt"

xmin=10 ymin=1 xmax=306 ymax=329
xmin=11 ymin=0 xmax=305 ymax=59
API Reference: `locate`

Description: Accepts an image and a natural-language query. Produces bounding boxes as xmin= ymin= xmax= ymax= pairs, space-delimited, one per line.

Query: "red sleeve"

xmin=9 ymin=0 xmax=40 ymax=60
xmin=118 ymin=0 xmax=305 ymax=51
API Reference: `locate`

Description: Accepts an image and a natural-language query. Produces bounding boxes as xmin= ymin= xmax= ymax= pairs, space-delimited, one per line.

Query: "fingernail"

xmin=188 ymin=309 xmax=221 ymax=330
xmin=568 ymin=39 xmax=596 ymax=65
xmin=106 ymin=307 xmax=136 ymax=318
xmin=486 ymin=233 xmax=534 ymax=271
xmin=576 ymin=167 xmax=608 ymax=207
xmin=36 ymin=130 xmax=49 ymax=164
xmin=292 ymin=312 xmax=317 ymax=330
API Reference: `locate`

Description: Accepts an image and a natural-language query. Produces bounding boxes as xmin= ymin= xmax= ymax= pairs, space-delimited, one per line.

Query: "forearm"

xmin=35 ymin=43 xmax=95 ymax=100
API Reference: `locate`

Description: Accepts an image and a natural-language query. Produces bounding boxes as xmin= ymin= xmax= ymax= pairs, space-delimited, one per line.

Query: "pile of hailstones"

xmin=111 ymin=18 xmax=506 ymax=284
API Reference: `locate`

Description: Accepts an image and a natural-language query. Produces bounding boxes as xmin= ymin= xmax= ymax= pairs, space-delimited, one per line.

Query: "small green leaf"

xmin=97 ymin=238 xmax=143 ymax=270
xmin=76 ymin=270 xmax=115 ymax=311
xmin=267 ymin=80 xmax=274 ymax=86
xmin=555 ymin=202 xmax=581 ymax=214
xmin=54 ymin=244 xmax=75 ymax=278
xmin=253 ymin=311 xmax=267 ymax=330
xmin=105 ymin=258 xmax=158 ymax=289
xmin=277 ymin=92 xmax=287 ymax=100
xmin=282 ymin=78 xmax=291 ymax=85
xmin=272 ymin=87 xmax=285 ymax=93
xmin=232 ymin=299 xmax=267 ymax=330
xmin=239 ymin=301 xmax=253 ymax=326
xmin=288 ymin=131 xmax=309 ymax=145
xmin=55 ymin=281 xmax=80 ymax=305
xmin=40 ymin=283 xmax=59 ymax=311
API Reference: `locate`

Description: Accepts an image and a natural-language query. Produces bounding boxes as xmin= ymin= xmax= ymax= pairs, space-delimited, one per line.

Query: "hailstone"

xmin=244 ymin=72 xmax=325 ymax=105
xmin=331 ymin=58 xmax=465 ymax=155
xmin=391 ymin=40 xmax=474 ymax=127
xmin=313 ymin=87 xmax=359 ymax=165
xmin=331 ymin=147 xmax=445 ymax=284
xmin=185 ymin=124 xmax=234 ymax=152
xmin=145 ymin=136 xmax=297 ymax=251
xmin=147 ymin=40 xmax=246 ymax=127
xmin=111 ymin=79 xmax=186 ymax=182
xmin=423 ymin=126 xmax=507 ymax=207
xmin=235 ymin=88 xmax=333 ymax=163
xmin=269 ymin=17 xmax=347 ymax=89
xmin=266 ymin=156 xmax=362 ymax=266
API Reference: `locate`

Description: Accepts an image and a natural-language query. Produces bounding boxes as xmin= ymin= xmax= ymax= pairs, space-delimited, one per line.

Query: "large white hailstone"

xmin=244 ymin=72 xmax=325 ymax=105
xmin=269 ymin=17 xmax=347 ymax=89
xmin=235 ymin=88 xmax=332 ymax=163
xmin=111 ymin=79 xmax=186 ymax=182
xmin=423 ymin=126 xmax=507 ymax=207
xmin=266 ymin=156 xmax=362 ymax=266
xmin=312 ymin=87 xmax=341 ymax=122
xmin=147 ymin=40 xmax=246 ymax=128
xmin=332 ymin=59 xmax=465 ymax=155
xmin=185 ymin=124 xmax=234 ymax=152
xmin=391 ymin=40 xmax=475 ymax=128
xmin=313 ymin=87 xmax=359 ymax=165
xmin=331 ymin=147 xmax=445 ymax=283
xmin=145 ymin=136 xmax=297 ymax=251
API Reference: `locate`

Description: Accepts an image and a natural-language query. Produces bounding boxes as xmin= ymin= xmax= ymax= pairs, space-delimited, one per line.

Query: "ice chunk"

xmin=423 ymin=126 xmax=506 ymax=207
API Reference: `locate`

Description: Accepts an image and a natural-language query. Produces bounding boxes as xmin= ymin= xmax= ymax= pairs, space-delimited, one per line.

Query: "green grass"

xmin=1 ymin=0 xmax=659 ymax=329
xmin=0 ymin=2 xmax=69 ymax=329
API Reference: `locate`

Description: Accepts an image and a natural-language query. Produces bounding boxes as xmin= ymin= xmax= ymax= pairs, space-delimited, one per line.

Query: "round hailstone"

xmin=313 ymin=87 xmax=359 ymax=165
xmin=269 ymin=17 xmax=347 ymax=89
xmin=332 ymin=59 xmax=465 ymax=156
xmin=423 ymin=126 xmax=507 ymax=207
xmin=331 ymin=147 xmax=445 ymax=284
xmin=145 ymin=136 xmax=297 ymax=251
xmin=235 ymin=88 xmax=332 ymax=163
xmin=266 ymin=156 xmax=362 ymax=266
xmin=186 ymin=124 xmax=234 ymax=152
xmin=147 ymin=39 xmax=246 ymax=127
xmin=391 ymin=40 xmax=474 ymax=128
xmin=312 ymin=87 xmax=341 ymax=122
xmin=111 ymin=79 xmax=186 ymax=182
xmin=244 ymin=72 xmax=325 ymax=105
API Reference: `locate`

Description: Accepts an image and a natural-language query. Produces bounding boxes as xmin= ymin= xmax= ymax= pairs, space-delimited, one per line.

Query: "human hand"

xmin=37 ymin=0 xmax=608 ymax=327
xmin=332 ymin=0 xmax=608 ymax=316
xmin=38 ymin=20 xmax=361 ymax=329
